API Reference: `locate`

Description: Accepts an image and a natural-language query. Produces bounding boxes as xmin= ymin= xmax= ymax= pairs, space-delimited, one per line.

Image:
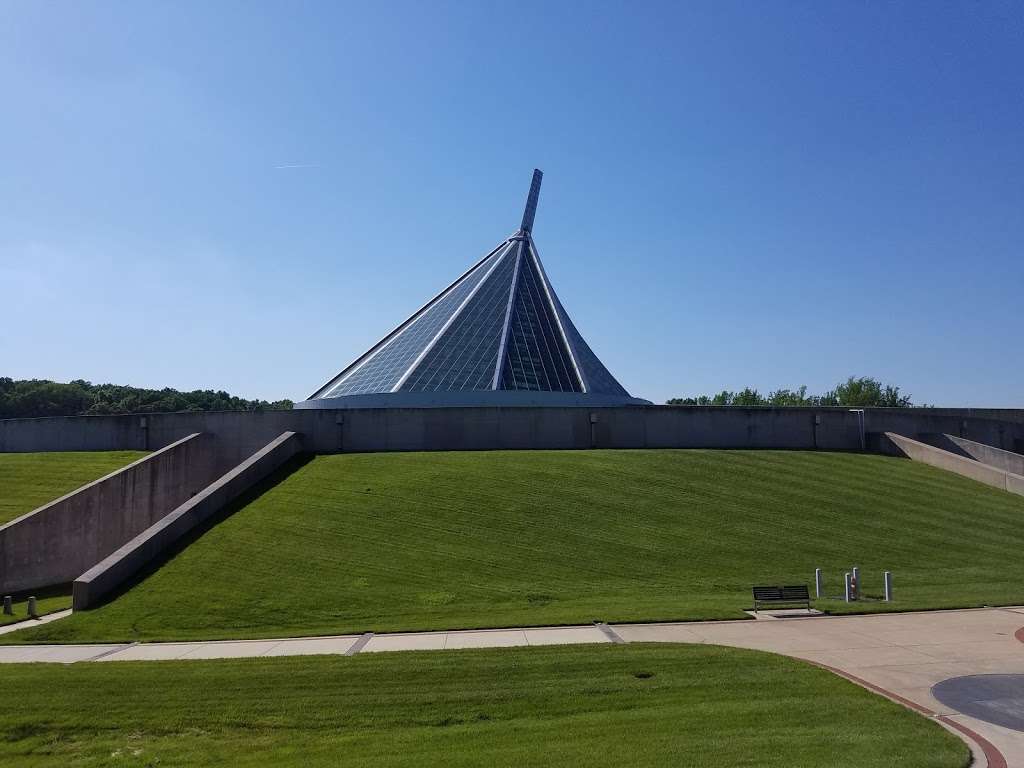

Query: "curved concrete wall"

xmin=3 ymin=406 xmax=1024 ymax=457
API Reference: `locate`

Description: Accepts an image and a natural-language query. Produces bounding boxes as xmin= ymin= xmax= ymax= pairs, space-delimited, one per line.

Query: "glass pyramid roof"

xmin=308 ymin=170 xmax=632 ymax=402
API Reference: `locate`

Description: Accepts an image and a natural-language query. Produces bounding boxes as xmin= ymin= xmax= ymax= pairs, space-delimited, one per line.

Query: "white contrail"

xmin=274 ymin=163 xmax=318 ymax=169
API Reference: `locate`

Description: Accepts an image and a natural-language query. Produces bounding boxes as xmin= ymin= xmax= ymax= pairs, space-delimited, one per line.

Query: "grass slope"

xmin=0 ymin=451 xmax=147 ymax=525
xmin=18 ymin=449 xmax=1024 ymax=644
xmin=0 ymin=644 xmax=966 ymax=768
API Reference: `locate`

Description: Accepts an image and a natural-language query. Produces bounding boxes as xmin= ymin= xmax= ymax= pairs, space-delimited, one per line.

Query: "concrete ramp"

xmin=918 ymin=433 xmax=1024 ymax=476
xmin=0 ymin=433 xmax=221 ymax=594
xmin=73 ymin=431 xmax=303 ymax=610
xmin=884 ymin=432 xmax=1024 ymax=498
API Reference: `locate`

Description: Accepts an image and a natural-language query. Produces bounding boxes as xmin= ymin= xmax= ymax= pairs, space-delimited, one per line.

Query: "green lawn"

xmin=0 ymin=451 xmax=147 ymax=525
xmin=0 ymin=643 xmax=966 ymax=768
xmin=0 ymin=594 xmax=70 ymax=627
xmin=14 ymin=449 xmax=1024 ymax=644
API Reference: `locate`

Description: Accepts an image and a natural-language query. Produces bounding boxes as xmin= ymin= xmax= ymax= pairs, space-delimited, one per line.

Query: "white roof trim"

xmin=490 ymin=240 xmax=523 ymax=390
xmin=391 ymin=240 xmax=514 ymax=393
xmin=526 ymin=234 xmax=586 ymax=393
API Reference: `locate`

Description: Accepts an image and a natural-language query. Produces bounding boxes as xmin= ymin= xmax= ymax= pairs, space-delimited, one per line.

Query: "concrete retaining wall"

xmin=918 ymin=434 xmax=1024 ymax=476
xmin=73 ymin=431 xmax=303 ymax=610
xmin=0 ymin=433 xmax=220 ymax=594
xmin=4 ymin=406 xmax=1024 ymax=457
xmin=0 ymin=415 xmax=149 ymax=452
xmin=882 ymin=432 xmax=1024 ymax=498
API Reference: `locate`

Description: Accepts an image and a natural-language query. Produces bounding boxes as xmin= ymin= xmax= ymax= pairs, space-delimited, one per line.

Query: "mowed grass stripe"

xmin=12 ymin=449 xmax=1024 ymax=643
xmin=0 ymin=644 xmax=966 ymax=768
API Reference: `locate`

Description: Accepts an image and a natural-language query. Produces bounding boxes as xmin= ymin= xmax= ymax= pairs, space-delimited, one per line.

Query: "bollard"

xmin=844 ymin=572 xmax=852 ymax=602
xmin=814 ymin=568 xmax=823 ymax=599
xmin=851 ymin=567 xmax=860 ymax=600
xmin=2 ymin=596 xmax=12 ymax=615
xmin=27 ymin=596 xmax=38 ymax=618
xmin=884 ymin=571 xmax=893 ymax=602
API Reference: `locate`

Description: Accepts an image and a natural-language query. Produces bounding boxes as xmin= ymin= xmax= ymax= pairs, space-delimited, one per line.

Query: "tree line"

xmin=0 ymin=378 xmax=293 ymax=419
xmin=1 ymin=374 xmax=918 ymax=417
xmin=667 ymin=376 xmax=919 ymax=407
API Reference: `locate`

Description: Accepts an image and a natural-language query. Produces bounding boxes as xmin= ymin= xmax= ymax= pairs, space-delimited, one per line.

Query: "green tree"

xmin=829 ymin=376 xmax=912 ymax=407
xmin=0 ymin=378 xmax=294 ymax=419
xmin=667 ymin=376 xmax=915 ymax=408
xmin=766 ymin=386 xmax=807 ymax=406
xmin=732 ymin=387 xmax=765 ymax=406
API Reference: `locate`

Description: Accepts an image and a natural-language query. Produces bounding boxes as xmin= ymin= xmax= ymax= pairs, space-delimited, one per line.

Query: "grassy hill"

xmin=0 ymin=644 xmax=965 ymax=767
xmin=17 ymin=448 xmax=1024 ymax=644
xmin=0 ymin=451 xmax=147 ymax=526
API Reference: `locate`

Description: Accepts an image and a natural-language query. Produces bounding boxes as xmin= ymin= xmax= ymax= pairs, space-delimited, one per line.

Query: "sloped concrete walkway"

xmin=4 ymin=607 xmax=1024 ymax=766
xmin=0 ymin=608 xmax=71 ymax=636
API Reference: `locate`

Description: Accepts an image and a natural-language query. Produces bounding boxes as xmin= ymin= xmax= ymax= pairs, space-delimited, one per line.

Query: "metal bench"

xmin=752 ymin=585 xmax=811 ymax=613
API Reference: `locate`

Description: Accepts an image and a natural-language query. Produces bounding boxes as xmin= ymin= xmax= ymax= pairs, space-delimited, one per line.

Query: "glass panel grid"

xmin=499 ymin=251 xmax=580 ymax=392
xmin=401 ymin=244 xmax=519 ymax=392
xmin=323 ymin=245 xmax=509 ymax=397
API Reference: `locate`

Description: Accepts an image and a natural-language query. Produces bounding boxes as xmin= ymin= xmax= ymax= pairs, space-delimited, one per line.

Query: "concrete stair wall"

xmin=73 ymin=431 xmax=303 ymax=610
xmin=882 ymin=432 xmax=1024 ymax=498
xmin=0 ymin=433 xmax=221 ymax=594
xmin=917 ymin=433 xmax=1024 ymax=477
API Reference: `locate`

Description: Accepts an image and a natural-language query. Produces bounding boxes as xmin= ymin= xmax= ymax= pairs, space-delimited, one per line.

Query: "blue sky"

xmin=2 ymin=2 xmax=1021 ymax=406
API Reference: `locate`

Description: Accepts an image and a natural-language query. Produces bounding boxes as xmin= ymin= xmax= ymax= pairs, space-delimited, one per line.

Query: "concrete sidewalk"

xmin=0 ymin=608 xmax=71 ymax=636
xmin=3 ymin=607 xmax=1024 ymax=766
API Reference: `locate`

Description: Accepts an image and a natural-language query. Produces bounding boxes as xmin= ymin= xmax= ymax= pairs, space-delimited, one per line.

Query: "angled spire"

xmin=520 ymin=169 xmax=543 ymax=233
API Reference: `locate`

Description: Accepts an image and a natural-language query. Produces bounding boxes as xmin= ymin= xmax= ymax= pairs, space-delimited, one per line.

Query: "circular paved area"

xmin=933 ymin=674 xmax=1024 ymax=733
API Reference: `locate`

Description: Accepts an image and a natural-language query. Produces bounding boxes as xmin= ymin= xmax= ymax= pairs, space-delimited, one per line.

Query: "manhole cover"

xmin=932 ymin=674 xmax=1024 ymax=732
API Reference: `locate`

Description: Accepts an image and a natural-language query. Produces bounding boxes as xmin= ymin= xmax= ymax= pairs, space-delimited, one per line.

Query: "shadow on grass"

xmin=79 ymin=452 xmax=315 ymax=611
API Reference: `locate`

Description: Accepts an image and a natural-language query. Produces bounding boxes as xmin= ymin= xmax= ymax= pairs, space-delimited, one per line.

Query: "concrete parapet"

xmin=883 ymin=432 xmax=1024 ymax=497
xmin=3 ymin=406 xmax=1024 ymax=457
xmin=0 ymin=433 xmax=219 ymax=594
xmin=73 ymin=431 xmax=303 ymax=610
xmin=0 ymin=414 xmax=148 ymax=452
xmin=918 ymin=434 xmax=1024 ymax=477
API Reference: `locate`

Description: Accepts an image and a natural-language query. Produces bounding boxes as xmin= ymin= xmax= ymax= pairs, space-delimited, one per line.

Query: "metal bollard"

xmin=884 ymin=571 xmax=893 ymax=602
xmin=27 ymin=596 xmax=38 ymax=618
xmin=814 ymin=568 xmax=823 ymax=599
xmin=844 ymin=572 xmax=852 ymax=602
xmin=851 ymin=567 xmax=860 ymax=600
xmin=2 ymin=596 xmax=12 ymax=615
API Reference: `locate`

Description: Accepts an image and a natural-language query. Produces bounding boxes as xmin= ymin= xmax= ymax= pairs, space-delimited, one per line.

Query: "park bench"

xmin=752 ymin=585 xmax=811 ymax=613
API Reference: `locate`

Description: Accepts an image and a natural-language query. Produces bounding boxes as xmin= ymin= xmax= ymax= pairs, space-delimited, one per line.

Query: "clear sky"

xmin=2 ymin=2 xmax=1022 ymax=406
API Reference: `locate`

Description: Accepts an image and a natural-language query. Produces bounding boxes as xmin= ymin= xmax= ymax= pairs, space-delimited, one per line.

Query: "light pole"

xmin=849 ymin=409 xmax=866 ymax=451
